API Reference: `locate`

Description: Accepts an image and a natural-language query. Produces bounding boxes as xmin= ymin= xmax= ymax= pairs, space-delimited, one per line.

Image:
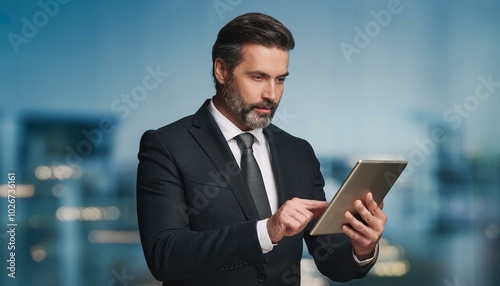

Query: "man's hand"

xmin=342 ymin=192 xmax=386 ymax=260
xmin=267 ymin=198 xmax=328 ymax=243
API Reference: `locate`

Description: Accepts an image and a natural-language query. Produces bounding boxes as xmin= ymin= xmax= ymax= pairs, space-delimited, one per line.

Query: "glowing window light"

xmin=35 ymin=165 xmax=84 ymax=180
xmin=369 ymin=238 xmax=410 ymax=277
xmin=35 ymin=166 xmax=52 ymax=180
xmin=371 ymin=260 xmax=410 ymax=277
xmin=0 ymin=184 xmax=35 ymax=198
xmin=103 ymin=206 xmax=120 ymax=220
xmin=391 ymin=261 xmax=410 ymax=276
xmin=88 ymin=230 xmax=140 ymax=244
xmin=81 ymin=207 xmax=102 ymax=221
xmin=53 ymin=165 xmax=73 ymax=180
xmin=56 ymin=207 xmax=81 ymax=221
xmin=56 ymin=206 xmax=121 ymax=222
xmin=71 ymin=165 xmax=83 ymax=179
xmin=379 ymin=245 xmax=404 ymax=260
xmin=300 ymin=258 xmax=329 ymax=285
xmin=30 ymin=245 xmax=47 ymax=262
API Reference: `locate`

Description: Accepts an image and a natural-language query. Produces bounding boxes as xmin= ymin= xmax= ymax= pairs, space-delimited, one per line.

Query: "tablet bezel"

xmin=309 ymin=159 xmax=407 ymax=236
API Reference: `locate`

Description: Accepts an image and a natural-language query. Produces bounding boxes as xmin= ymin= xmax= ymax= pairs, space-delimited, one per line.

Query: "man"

xmin=137 ymin=12 xmax=386 ymax=285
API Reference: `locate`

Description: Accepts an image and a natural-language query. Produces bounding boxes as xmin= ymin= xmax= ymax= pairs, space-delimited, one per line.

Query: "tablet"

xmin=309 ymin=160 xmax=407 ymax=235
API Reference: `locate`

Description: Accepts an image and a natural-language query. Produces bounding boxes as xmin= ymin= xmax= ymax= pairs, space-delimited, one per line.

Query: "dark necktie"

xmin=235 ymin=133 xmax=272 ymax=219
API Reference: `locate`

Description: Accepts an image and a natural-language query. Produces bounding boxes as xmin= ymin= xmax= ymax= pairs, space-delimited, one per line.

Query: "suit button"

xmin=257 ymin=274 xmax=266 ymax=282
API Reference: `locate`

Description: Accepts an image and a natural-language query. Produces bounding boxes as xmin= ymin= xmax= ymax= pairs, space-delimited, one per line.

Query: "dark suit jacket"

xmin=136 ymin=100 xmax=371 ymax=285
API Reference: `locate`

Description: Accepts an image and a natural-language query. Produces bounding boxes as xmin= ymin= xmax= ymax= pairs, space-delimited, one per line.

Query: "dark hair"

xmin=212 ymin=13 xmax=295 ymax=89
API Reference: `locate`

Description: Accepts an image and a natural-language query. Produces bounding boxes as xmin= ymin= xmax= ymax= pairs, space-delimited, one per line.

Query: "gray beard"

xmin=222 ymin=79 xmax=278 ymax=130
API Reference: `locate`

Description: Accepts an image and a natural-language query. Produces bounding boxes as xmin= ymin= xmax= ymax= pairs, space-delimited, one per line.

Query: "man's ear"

xmin=214 ymin=58 xmax=229 ymax=85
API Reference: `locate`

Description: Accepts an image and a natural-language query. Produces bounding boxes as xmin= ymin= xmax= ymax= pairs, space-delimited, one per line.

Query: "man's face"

xmin=217 ymin=44 xmax=289 ymax=130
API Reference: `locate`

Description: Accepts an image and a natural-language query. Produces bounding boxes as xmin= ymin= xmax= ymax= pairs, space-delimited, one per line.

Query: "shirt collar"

xmin=208 ymin=98 xmax=265 ymax=144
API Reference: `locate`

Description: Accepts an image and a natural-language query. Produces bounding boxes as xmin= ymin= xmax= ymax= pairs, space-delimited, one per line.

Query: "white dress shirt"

xmin=208 ymin=99 xmax=276 ymax=253
xmin=208 ymin=99 xmax=378 ymax=265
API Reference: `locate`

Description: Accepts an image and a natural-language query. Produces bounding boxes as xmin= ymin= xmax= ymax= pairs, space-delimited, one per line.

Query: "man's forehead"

xmin=238 ymin=43 xmax=289 ymax=72
xmin=240 ymin=43 xmax=289 ymax=54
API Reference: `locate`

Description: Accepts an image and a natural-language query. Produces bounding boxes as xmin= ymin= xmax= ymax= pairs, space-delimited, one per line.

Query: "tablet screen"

xmin=309 ymin=160 xmax=407 ymax=235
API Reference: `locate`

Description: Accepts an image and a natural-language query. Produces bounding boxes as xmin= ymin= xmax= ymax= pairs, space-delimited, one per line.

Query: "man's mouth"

xmin=252 ymin=102 xmax=275 ymax=114
xmin=254 ymin=107 xmax=272 ymax=114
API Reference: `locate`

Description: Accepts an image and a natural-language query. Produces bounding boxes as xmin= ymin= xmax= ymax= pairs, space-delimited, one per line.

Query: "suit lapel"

xmin=264 ymin=126 xmax=292 ymax=207
xmin=188 ymin=100 xmax=261 ymax=221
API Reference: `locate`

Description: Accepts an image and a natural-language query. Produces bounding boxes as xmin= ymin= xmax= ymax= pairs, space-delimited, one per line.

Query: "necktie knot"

xmin=236 ymin=133 xmax=254 ymax=150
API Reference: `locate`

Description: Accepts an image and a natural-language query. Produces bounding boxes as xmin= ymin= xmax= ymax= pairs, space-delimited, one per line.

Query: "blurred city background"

xmin=1 ymin=1 xmax=499 ymax=285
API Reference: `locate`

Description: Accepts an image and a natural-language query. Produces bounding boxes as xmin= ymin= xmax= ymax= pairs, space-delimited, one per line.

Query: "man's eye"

xmin=254 ymin=76 xmax=263 ymax=80
xmin=277 ymin=77 xmax=286 ymax=83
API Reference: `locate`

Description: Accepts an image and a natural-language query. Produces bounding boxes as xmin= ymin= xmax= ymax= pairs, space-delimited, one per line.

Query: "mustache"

xmin=250 ymin=100 xmax=277 ymax=109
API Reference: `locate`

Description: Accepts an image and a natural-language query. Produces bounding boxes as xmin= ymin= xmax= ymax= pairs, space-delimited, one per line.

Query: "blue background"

xmin=1 ymin=1 xmax=499 ymax=285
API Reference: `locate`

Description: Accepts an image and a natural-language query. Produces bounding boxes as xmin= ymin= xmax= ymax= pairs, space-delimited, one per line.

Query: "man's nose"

xmin=262 ymin=80 xmax=277 ymax=101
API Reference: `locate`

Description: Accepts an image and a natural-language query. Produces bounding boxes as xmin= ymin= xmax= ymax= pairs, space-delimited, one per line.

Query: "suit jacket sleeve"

xmin=136 ymin=129 xmax=267 ymax=281
xmin=300 ymin=141 xmax=373 ymax=281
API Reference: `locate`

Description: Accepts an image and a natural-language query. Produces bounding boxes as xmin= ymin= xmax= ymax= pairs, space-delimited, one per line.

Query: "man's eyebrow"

xmin=246 ymin=71 xmax=290 ymax=78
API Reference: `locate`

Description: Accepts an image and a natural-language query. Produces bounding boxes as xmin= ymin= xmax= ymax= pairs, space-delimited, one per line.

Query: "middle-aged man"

xmin=137 ymin=12 xmax=386 ymax=285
